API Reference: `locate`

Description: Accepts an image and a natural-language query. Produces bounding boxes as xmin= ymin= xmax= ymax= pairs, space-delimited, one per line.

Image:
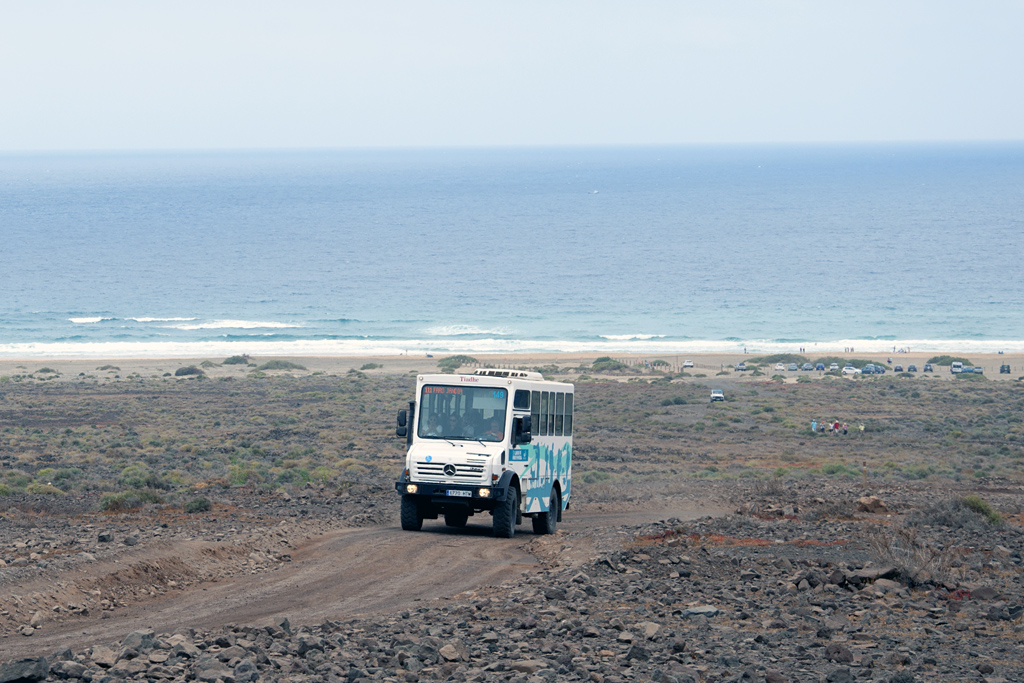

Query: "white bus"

xmin=395 ymin=369 xmax=574 ymax=538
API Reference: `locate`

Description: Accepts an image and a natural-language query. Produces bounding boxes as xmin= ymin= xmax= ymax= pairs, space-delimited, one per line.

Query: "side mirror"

xmin=396 ymin=409 xmax=407 ymax=437
xmin=513 ymin=416 xmax=532 ymax=446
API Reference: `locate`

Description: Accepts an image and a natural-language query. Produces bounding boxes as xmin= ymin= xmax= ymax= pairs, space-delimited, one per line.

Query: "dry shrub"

xmin=869 ymin=524 xmax=956 ymax=586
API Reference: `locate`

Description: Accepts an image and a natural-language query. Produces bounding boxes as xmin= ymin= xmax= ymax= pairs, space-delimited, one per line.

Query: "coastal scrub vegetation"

xmin=0 ymin=366 xmax=1021 ymax=515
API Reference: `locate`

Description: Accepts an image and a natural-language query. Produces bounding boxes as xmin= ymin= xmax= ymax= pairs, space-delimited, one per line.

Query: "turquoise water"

xmin=1 ymin=144 xmax=1022 ymax=358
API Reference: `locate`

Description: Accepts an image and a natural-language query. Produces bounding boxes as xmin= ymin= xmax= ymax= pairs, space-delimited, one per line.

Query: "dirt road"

xmin=3 ymin=504 xmax=721 ymax=659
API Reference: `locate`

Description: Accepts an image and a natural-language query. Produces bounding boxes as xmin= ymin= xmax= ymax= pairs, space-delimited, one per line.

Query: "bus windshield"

xmin=418 ymin=385 xmax=508 ymax=442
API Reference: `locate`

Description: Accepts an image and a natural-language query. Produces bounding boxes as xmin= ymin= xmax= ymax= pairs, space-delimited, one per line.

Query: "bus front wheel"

xmin=493 ymin=488 xmax=518 ymax=538
xmin=400 ymin=496 xmax=423 ymax=531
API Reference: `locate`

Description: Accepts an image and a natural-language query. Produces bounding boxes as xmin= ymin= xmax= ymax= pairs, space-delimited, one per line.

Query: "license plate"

xmin=446 ymin=489 xmax=471 ymax=498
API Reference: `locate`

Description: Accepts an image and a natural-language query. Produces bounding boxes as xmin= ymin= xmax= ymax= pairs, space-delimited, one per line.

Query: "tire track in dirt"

xmin=2 ymin=503 xmax=722 ymax=659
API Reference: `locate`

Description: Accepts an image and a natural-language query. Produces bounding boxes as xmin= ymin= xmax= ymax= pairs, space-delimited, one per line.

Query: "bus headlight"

xmin=478 ymin=488 xmax=490 ymax=498
xmin=406 ymin=484 xmax=418 ymax=494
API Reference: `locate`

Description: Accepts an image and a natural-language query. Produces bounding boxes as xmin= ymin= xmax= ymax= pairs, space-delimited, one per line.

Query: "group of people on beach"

xmin=811 ymin=419 xmax=847 ymax=435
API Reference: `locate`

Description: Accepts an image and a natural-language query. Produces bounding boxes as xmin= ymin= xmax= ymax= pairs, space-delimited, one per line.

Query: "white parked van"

xmin=950 ymin=361 xmax=964 ymax=374
xmin=395 ymin=369 xmax=573 ymax=538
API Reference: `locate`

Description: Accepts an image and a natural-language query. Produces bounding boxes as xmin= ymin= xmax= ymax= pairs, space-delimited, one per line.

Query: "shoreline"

xmin=2 ymin=351 xmax=1021 ymax=381
xmin=3 ymin=338 xmax=1024 ymax=361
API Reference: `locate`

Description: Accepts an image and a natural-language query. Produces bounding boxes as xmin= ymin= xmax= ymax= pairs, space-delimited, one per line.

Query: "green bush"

xmin=927 ymin=355 xmax=972 ymax=367
xmin=592 ymin=359 xmax=628 ymax=373
xmin=184 ymin=496 xmax=212 ymax=513
xmin=962 ymin=495 xmax=1001 ymax=524
xmin=119 ymin=464 xmax=167 ymax=489
xmin=36 ymin=367 xmax=58 ymax=374
xmin=0 ymin=483 xmax=11 ymax=496
xmin=200 ymin=360 xmax=218 ymax=368
xmin=27 ymin=482 xmax=64 ymax=495
xmin=360 ymin=363 xmax=382 ymax=370
xmin=437 ymin=355 xmax=478 ymax=373
xmin=581 ymin=470 xmax=613 ymax=484
xmin=222 ymin=355 xmax=250 ymax=365
xmin=821 ymin=462 xmax=858 ymax=477
xmin=100 ymin=490 xmax=164 ymax=511
xmin=258 ymin=360 xmax=307 ymax=371
xmin=175 ymin=365 xmax=205 ymax=376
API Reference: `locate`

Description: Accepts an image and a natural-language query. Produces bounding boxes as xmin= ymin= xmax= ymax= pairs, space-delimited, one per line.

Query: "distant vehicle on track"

xmin=1001 ymin=364 xmax=1011 ymax=374
xmin=908 ymin=365 xmax=918 ymax=372
xmin=683 ymin=360 xmax=694 ymax=368
xmin=710 ymin=389 xmax=725 ymax=402
xmin=923 ymin=363 xmax=934 ymax=372
xmin=734 ymin=362 xmax=747 ymax=371
xmin=829 ymin=363 xmax=839 ymax=371
xmin=787 ymin=363 xmax=798 ymax=371
xmin=775 ymin=363 xmax=786 ymax=371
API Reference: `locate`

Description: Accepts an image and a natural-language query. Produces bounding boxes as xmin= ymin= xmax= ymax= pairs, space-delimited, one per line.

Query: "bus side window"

xmin=547 ymin=392 xmax=555 ymax=435
xmin=564 ymin=393 xmax=573 ymax=435
xmin=514 ymin=390 xmax=530 ymax=410
xmin=540 ymin=392 xmax=549 ymax=436
xmin=555 ymin=393 xmax=564 ymax=435
xmin=531 ymin=391 xmax=540 ymax=435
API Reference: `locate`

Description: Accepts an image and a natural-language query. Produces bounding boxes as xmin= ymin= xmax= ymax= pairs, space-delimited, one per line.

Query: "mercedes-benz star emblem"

xmin=443 ymin=464 xmax=457 ymax=477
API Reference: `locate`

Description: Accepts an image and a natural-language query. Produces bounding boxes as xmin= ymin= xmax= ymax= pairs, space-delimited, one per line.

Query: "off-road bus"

xmin=395 ymin=369 xmax=573 ymax=538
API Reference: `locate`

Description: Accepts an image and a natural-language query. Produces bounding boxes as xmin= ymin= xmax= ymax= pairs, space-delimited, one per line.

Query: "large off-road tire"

xmin=400 ymin=495 xmax=423 ymax=531
xmin=444 ymin=511 xmax=469 ymax=528
xmin=532 ymin=488 xmax=560 ymax=535
xmin=493 ymin=488 xmax=518 ymax=538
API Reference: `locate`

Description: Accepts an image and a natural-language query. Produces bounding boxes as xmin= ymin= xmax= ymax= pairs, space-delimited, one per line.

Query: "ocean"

xmin=1 ymin=144 xmax=1022 ymax=359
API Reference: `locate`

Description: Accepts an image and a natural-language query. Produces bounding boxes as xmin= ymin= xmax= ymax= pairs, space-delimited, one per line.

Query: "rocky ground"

xmin=2 ymin=365 xmax=1023 ymax=681
xmin=2 ymin=478 xmax=1022 ymax=683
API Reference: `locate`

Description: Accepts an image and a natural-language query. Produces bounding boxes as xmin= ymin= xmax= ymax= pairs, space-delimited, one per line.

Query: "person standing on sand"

xmin=812 ymin=420 xmax=817 ymax=432
xmin=843 ymin=423 xmax=848 ymax=435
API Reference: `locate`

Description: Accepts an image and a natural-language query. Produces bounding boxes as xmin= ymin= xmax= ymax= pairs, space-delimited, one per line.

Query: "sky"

xmin=2 ymin=1 xmax=1023 ymax=151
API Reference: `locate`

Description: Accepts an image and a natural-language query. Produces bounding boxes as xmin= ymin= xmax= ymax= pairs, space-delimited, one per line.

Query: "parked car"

xmin=829 ymin=363 xmax=839 ymax=371
xmin=802 ymin=363 xmax=814 ymax=371
xmin=908 ymin=365 xmax=918 ymax=372
xmin=683 ymin=360 xmax=694 ymax=368
xmin=710 ymin=389 xmax=725 ymax=402
xmin=1001 ymin=364 xmax=1011 ymax=374
xmin=894 ymin=365 xmax=903 ymax=372
xmin=815 ymin=363 xmax=826 ymax=371
xmin=950 ymin=361 xmax=963 ymax=374
xmin=735 ymin=362 xmax=747 ymax=371
xmin=973 ymin=366 xmax=983 ymax=374
xmin=775 ymin=363 xmax=786 ymax=371
xmin=923 ymin=363 xmax=933 ymax=372
xmin=862 ymin=364 xmax=886 ymax=375
xmin=787 ymin=363 xmax=798 ymax=371
xmin=842 ymin=366 xmax=860 ymax=375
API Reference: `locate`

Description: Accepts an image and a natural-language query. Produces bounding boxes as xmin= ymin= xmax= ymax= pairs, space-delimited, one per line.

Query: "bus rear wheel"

xmin=400 ymin=496 xmax=423 ymax=531
xmin=532 ymin=489 xmax=559 ymax=535
xmin=493 ymin=488 xmax=518 ymax=538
